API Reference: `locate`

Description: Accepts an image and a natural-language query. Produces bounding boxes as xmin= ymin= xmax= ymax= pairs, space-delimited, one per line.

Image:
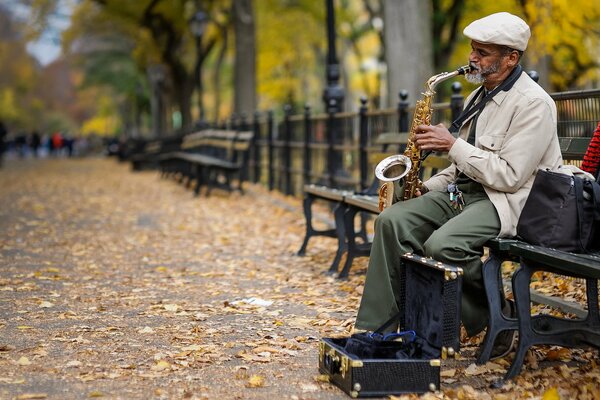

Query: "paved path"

xmin=0 ymin=158 xmax=361 ymax=400
xmin=2 ymin=158 xmax=599 ymax=400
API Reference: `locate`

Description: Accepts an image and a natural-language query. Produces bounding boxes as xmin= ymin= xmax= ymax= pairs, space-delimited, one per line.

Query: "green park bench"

xmin=157 ymin=129 xmax=254 ymax=196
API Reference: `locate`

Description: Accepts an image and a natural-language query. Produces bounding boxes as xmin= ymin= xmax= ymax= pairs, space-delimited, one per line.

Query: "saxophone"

xmin=376 ymin=65 xmax=471 ymax=211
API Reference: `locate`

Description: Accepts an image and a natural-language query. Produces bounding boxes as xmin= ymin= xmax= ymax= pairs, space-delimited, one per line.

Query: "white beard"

xmin=465 ymin=60 xmax=502 ymax=85
xmin=465 ymin=72 xmax=484 ymax=84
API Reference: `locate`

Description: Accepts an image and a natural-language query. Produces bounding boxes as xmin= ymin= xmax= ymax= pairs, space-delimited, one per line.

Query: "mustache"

xmin=468 ymin=62 xmax=479 ymax=72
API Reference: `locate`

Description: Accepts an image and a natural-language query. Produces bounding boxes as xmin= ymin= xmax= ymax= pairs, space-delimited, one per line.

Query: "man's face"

xmin=466 ymin=41 xmax=514 ymax=87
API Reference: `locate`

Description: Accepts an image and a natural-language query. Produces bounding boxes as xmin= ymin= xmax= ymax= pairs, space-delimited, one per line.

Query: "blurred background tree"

xmin=0 ymin=0 xmax=598 ymax=138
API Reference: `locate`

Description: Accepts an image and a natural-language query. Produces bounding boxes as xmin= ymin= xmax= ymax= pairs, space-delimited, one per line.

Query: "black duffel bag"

xmin=517 ymin=169 xmax=600 ymax=253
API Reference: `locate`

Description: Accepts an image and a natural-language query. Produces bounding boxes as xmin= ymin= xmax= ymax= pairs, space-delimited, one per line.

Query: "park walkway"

xmin=0 ymin=157 xmax=362 ymax=400
xmin=1 ymin=157 xmax=599 ymax=400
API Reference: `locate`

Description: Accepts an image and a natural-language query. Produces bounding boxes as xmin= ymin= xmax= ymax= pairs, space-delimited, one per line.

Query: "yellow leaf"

xmin=17 ymin=357 xmax=31 ymax=366
xmin=542 ymin=387 xmax=561 ymax=400
xmin=88 ymin=391 xmax=104 ymax=397
xmin=246 ymin=374 xmax=265 ymax=388
xmin=152 ymin=360 xmax=171 ymax=371
xmin=163 ymin=304 xmax=179 ymax=312
xmin=16 ymin=394 xmax=47 ymax=400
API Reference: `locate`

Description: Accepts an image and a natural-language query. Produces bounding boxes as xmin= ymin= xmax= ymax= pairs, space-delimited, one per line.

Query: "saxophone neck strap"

xmin=449 ymin=64 xmax=523 ymax=134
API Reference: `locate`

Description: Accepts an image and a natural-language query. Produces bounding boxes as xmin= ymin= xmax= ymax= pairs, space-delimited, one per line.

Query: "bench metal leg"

xmin=296 ymin=194 xmax=337 ymax=256
xmin=504 ymin=261 xmax=600 ymax=381
xmin=193 ymin=164 xmax=205 ymax=196
xmin=338 ymin=205 xmax=372 ymax=279
xmin=476 ymin=252 xmax=518 ymax=364
xmin=326 ymin=202 xmax=348 ymax=275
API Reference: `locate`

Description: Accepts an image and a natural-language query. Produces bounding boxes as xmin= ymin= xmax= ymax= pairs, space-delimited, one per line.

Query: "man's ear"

xmin=507 ymin=50 xmax=520 ymax=68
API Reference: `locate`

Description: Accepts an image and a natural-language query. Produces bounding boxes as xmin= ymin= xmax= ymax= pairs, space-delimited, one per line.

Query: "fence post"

xmin=358 ymin=97 xmax=369 ymax=191
xmin=450 ymin=82 xmax=464 ymax=122
xmin=326 ymin=99 xmax=337 ymax=187
xmin=267 ymin=110 xmax=275 ymax=191
xmin=398 ymin=90 xmax=410 ymax=132
xmin=303 ymin=103 xmax=312 ymax=188
xmin=283 ymin=104 xmax=293 ymax=195
xmin=252 ymin=111 xmax=261 ymax=184
xmin=240 ymin=113 xmax=249 ymax=130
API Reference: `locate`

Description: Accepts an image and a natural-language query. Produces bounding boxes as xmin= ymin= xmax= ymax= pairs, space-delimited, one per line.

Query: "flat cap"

xmin=463 ymin=12 xmax=530 ymax=51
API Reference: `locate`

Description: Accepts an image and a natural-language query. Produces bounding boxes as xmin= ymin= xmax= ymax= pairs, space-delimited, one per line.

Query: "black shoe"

xmin=490 ymin=300 xmax=517 ymax=360
xmin=489 ymin=329 xmax=517 ymax=360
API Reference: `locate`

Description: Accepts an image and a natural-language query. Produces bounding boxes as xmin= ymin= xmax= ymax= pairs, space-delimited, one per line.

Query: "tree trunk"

xmin=383 ymin=0 xmax=433 ymax=107
xmin=232 ymin=0 xmax=257 ymax=117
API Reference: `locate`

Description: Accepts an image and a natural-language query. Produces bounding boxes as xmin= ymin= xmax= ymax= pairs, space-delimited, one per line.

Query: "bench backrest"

xmin=181 ymin=129 xmax=254 ymax=164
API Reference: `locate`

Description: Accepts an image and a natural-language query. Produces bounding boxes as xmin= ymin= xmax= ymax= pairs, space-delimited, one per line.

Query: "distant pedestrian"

xmin=51 ymin=132 xmax=64 ymax=156
xmin=0 ymin=121 xmax=6 ymax=167
xmin=30 ymin=131 xmax=41 ymax=158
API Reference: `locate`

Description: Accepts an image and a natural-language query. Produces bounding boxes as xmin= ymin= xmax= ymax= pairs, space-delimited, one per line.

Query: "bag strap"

xmin=449 ymin=64 xmax=523 ymax=134
xmin=421 ymin=65 xmax=523 ymax=161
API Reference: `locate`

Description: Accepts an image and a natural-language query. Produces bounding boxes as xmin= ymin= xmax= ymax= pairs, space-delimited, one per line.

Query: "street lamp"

xmin=148 ymin=64 xmax=167 ymax=137
xmin=189 ymin=10 xmax=209 ymax=124
xmin=322 ymin=0 xmax=344 ymax=113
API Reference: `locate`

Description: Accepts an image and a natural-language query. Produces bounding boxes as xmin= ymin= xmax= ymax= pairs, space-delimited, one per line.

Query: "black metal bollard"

xmin=358 ymin=97 xmax=369 ymax=191
xmin=267 ymin=110 xmax=275 ymax=191
xmin=326 ymin=98 xmax=338 ymax=188
xmin=283 ymin=105 xmax=293 ymax=195
xmin=252 ymin=111 xmax=261 ymax=184
xmin=450 ymin=82 xmax=464 ymax=123
xmin=302 ymin=104 xmax=312 ymax=187
xmin=398 ymin=90 xmax=410 ymax=132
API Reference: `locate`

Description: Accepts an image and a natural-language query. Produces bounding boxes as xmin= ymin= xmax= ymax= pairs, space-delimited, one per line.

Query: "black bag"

xmin=517 ymin=169 xmax=600 ymax=253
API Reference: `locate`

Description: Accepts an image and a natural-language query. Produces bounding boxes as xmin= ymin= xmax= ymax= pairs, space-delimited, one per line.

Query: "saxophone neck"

xmin=425 ymin=65 xmax=471 ymax=93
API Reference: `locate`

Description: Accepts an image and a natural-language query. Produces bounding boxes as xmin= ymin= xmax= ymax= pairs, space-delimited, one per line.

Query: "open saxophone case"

xmin=319 ymin=253 xmax=463 ymax=397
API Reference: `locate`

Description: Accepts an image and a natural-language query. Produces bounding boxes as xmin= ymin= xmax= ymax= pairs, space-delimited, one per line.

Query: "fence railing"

xmin=238 ymin=86 xmax=600 ymax=198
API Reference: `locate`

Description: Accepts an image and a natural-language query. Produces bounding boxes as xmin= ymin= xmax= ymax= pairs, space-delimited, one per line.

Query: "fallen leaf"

xmin=246 ymin=374 xmax=265 ymax=388
xmin=39 ymin=301 xmax=54 ymax=308
xmin=17 ymin=356 xmax=32 ymax=366
xmin=541 ymin=387 xmax=560 ymax=400
xmin=440 ymin=368 xmax=456 ymax=377
xmin=151 ymin=360 xmax=171 ymax=371
xmin=163 ymin=304 xmax=179 ymax=312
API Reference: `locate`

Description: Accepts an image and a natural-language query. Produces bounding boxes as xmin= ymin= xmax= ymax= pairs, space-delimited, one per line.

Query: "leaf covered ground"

xmin=0 ymin=158 xmax=599 ymax=400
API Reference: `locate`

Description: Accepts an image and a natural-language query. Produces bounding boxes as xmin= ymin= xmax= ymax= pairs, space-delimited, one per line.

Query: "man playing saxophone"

xmin=354 ymin=12 xmax=562 ymax=359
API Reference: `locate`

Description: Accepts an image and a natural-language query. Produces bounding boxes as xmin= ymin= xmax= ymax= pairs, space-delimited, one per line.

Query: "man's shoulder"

xmin=513 ymin=73 xmax=554 ymax=103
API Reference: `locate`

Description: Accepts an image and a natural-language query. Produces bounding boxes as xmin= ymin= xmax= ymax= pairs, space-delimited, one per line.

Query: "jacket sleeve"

xmin=447 ymin=97 xmax=556 ymax=193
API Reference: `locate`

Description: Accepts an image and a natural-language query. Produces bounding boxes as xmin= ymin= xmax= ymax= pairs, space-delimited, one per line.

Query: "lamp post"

xmin=323 ymin=0 xmax=345 ymax=186
xmin=190 ymin=10 xmax=209 ymax=124
xmin=322 ymin=0 xmax=344 ymax=113
xmin=148 ymin=64 xmax=167 ymax=137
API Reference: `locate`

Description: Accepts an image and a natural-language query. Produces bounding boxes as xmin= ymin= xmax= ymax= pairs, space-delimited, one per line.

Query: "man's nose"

xmin=469 ymin=50 xmax=479 ymax=63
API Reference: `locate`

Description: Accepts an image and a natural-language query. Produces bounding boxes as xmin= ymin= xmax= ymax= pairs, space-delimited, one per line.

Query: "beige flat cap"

xmin=464 ymin=12 xmax=531 ymax=51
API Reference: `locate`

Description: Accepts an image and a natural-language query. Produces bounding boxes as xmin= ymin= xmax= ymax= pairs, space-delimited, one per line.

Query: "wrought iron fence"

xmin=242 ymin=87 xmax=600 ymax=198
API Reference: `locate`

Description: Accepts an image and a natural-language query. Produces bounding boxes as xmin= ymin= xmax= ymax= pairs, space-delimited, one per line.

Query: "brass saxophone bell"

xmin=374 ymin=154 xmax=412 ymax=182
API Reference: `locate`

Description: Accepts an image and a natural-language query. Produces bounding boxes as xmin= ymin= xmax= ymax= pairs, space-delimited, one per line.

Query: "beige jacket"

xmin=424 ymin=71 xmax=563 ymax=237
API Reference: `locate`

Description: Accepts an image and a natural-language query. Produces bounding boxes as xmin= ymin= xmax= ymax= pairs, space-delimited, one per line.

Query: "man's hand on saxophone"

xmin=414 ymin=123 xmax=457 ymax=153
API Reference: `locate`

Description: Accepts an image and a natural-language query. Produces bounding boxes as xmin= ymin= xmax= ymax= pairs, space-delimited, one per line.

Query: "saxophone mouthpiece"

xmin=457 ymin=65 xmax=472 ymax=75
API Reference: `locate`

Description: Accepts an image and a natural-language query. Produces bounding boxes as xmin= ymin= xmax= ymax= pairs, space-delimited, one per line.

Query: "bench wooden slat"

xmin=304 ymin=184 xmax=351 ymax=201
xmin=509 ymin=242 xmax=600 ymax=279
xmin=343 ymin=194 xmax=380 ymax=214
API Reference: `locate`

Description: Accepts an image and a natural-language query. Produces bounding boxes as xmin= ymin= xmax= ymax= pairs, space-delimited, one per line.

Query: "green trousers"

xmin=355 ymin=181 xmax=501 ymax=336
